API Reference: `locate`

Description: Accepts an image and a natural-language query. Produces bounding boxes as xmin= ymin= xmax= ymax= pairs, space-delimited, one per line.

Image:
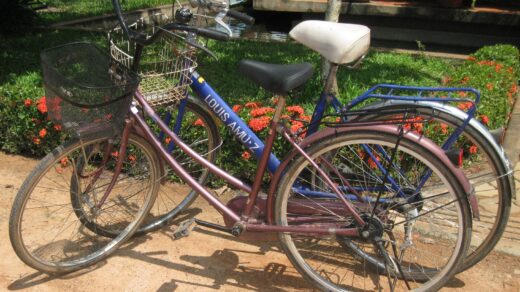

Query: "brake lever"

xmin=156 ymin=26 xmax=218 ymax=60
xmin=186 ymin=38 xmax=218 ymax=60
xmin=214 ymin=11 xmax=233 ymax=37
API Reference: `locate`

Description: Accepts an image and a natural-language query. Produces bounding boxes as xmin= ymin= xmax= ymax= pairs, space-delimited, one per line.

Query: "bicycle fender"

xmin=363 ymin=99 xmax=515 ymax=201
xmin=267 ymin=124 xmax=477 ymax=223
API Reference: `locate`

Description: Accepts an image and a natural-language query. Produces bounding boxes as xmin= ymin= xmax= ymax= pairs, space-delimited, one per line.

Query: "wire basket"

xmin=41 ymin=42 xmax=139 ymax=136
xmin=109 ymin=13 xmax=198 ymax=107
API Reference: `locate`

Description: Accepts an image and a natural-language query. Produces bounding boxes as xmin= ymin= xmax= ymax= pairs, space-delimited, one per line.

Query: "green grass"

xmin=39 ymin=0 xmax=179 ymax=23
xmin=0 ymin=33 xmax=458 ymax=118
xmin=197 ymin=40 xmax=457 ymax=112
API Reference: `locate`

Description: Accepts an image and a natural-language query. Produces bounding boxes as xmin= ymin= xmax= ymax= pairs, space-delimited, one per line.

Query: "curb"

xmin=44 ymin=4 xmax=175 ymax=32
xmin=503 ymin=92 xmax=520 ymax=168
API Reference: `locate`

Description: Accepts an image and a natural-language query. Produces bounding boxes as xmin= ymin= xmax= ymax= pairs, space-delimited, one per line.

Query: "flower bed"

xmin=0 ymin=41 xmax=518 ymax=181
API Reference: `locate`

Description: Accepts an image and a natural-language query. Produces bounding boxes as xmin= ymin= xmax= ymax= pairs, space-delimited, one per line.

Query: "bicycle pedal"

xmin=172 ymin=218 xmax=196 ymax=240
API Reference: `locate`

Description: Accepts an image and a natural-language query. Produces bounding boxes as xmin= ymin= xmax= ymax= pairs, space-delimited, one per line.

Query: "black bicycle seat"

xmin=238 ymin=60 xmax=314 ymax=95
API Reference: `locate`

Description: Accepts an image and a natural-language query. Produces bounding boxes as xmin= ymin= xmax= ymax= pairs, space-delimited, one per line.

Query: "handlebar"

xmin=111 ymin=0 xmax=254 ymax=47
xmin=226 ymin=9 xmax=255 ymax=25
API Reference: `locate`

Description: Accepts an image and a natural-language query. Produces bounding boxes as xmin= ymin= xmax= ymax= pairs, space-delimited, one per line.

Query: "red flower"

xmin=232 ymin=104 xmax=242 ymax=113
xmin=165 ymin=137 xmax=172 ymax=144
xmin=250 ymin=107 xmax=275 ymax=117
xmin=368 ymin=156 xmax=380 ymax=169
xmin=193 ymin=118 xmax=204 ymax=126
xmin=248 ymin=116 xmax=271 ymax=132
xmin=37 ymin=96 xmax=47 ymax=114
xmin=24 ymin=99 xmax=32 ymax=107
xmin=300 ymin=115 xmax=312 ymax=122
xmin=478 ymin=60 xmax=495 ymax=66
xmin=467 ymin=56 xmax=476 ymax=61
xmin=32 ymin=137 xmax=41 ymax=145
xmin=291 ymin=121 xmax=304 ymax=133
xmin=60 ymin=157 xmax=69 ymax=167
xmin=241 ymin=151 xmax=251 ymax=160
xmin=128 ymin=155 xmax=136 ymax=163
xmin=286 ymin=105 xmax=305 ymax=117
xmin=245 ymin=101 xmax=262 ymax=109
xmin=495 ymin=63 xmax=503 ymax=73
xmin=486 ymin=83 xmax=494 ymax=90
xmin=457 ymin=102 xmax=473 ymax=111
xmin=480 ymin=115 xmax=489 ymax=125
xmin=39 ymin=128 xmax=47 ymax=138
xmin=507 ymin=67 xmax=514 ymax=74
xmin=457 ymin=91 xmax=468 ymax=98
xmin=511 ymin=84 xmax=518 ymax=94
xmin=111 ymin=151 xmax=119 ymax=157
xmin=440 ymin=123 xmax=449 ymax=135
xmin=469 ymin=145 xmax=478 ymax=154
xmin=460 ymin=76 xmax=470 ymax=85
xmin=413 ymin=123 xmax=423 ymax=135
xmin=54 ymin=124 xmax=62 ymax=131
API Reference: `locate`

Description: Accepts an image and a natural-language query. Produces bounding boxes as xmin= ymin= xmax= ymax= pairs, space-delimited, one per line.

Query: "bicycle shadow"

xmin=7 ymin=261 xmax=108 ymax=290
xmin=8 ymin=205 xmax=469 ymax=291
xmin=119 ymin=244 xmax=310 ymax=291
xmin=6 ymin=208 xmax=202 ymax=290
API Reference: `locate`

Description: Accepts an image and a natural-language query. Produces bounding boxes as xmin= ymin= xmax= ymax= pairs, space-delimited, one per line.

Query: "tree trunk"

xmin=322 ymin=0 xmax=341 ymax=93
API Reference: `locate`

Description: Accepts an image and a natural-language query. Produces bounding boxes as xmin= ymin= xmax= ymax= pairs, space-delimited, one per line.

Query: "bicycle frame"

xmin=160 ymin=70 xmax=486 ymax=198
xmin=127 ymin=88 xmax=474 ymax=232
xmin=132 ymin=90 xmax=364 ymax=236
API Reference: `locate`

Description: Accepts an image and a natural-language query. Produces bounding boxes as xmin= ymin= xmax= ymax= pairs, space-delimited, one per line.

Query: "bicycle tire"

xmin=9 ymin=133 xmax=160 ymax=274
xmin=275 ymin=129 xmax=472 ymax=291
xmin=355 ymin=102 xmax=512 ymax=271
xmin=134 ymin=98 xmax=221 ymax=235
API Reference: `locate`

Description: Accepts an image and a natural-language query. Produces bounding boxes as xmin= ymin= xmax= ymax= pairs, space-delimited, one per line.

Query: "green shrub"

xmin=1 ymin=40 xmax=518 ymax=182
xmin=472 ymin=44 xmax=520 ymax=79
xmin=445 ymin=44 xmax=519 ymax=129
xmin=0 ymin=88 xmax=63 ymax=156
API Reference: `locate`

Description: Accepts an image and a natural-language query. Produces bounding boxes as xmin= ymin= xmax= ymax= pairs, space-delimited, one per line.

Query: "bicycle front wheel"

xmin=275 ymin=130 xmax=472 ymax=291
xmin=9 ymin=134 xmax=160 ymax=274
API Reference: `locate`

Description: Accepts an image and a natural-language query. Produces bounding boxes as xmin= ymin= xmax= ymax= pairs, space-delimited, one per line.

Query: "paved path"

xmin=494 ymin=163 xmax=520 ymax=256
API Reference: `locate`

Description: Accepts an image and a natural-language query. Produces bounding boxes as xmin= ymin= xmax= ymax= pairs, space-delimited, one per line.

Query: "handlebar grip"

xmin=227 ymin=9 xmax=255 ymax=25
xmin=195 ymin=27 xmax=231 ymax=41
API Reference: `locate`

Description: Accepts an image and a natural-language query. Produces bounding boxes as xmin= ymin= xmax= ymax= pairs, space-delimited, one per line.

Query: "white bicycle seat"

xmin=290 ymin=20 xmax=370 ymax=64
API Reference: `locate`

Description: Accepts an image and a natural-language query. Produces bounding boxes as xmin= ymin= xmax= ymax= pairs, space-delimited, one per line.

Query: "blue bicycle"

xmin=108 ymin=1 xmax=513 ymax=273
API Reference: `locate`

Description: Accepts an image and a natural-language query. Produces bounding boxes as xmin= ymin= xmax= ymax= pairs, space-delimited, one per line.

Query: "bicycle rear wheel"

xmin=356 ymin=102 xmax=512 ymax=270
xmin=9 ymin=133 xmax=159 ymax=274
xmin=275 ymin=130 xmax=472 ymax=291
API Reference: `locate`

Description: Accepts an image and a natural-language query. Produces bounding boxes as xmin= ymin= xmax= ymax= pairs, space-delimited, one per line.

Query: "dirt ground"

xmin=1 ymin=152 xmax=520 ymax=291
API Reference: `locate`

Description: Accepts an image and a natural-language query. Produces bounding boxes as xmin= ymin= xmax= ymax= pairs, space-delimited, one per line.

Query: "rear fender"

xmin=266 ymin=124 xmax=476 ymax=223
xmin=363 ymin=99 xmax=515 ymax=201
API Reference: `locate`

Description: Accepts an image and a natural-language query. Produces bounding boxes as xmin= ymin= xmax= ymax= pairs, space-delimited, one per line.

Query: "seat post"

xmin=242 ymin=95 xmax=286 ymax=218
xmin=324 ymin=63 xmax=339 ymax=95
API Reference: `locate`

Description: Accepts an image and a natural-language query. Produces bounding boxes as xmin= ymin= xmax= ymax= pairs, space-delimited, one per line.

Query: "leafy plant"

xmin=443 ymin=44 xmax=520 ymax=128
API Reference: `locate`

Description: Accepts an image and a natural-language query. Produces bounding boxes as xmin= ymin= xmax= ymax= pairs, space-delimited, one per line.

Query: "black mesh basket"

xmin=41 ymin=42 xmax=139 ymax=136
